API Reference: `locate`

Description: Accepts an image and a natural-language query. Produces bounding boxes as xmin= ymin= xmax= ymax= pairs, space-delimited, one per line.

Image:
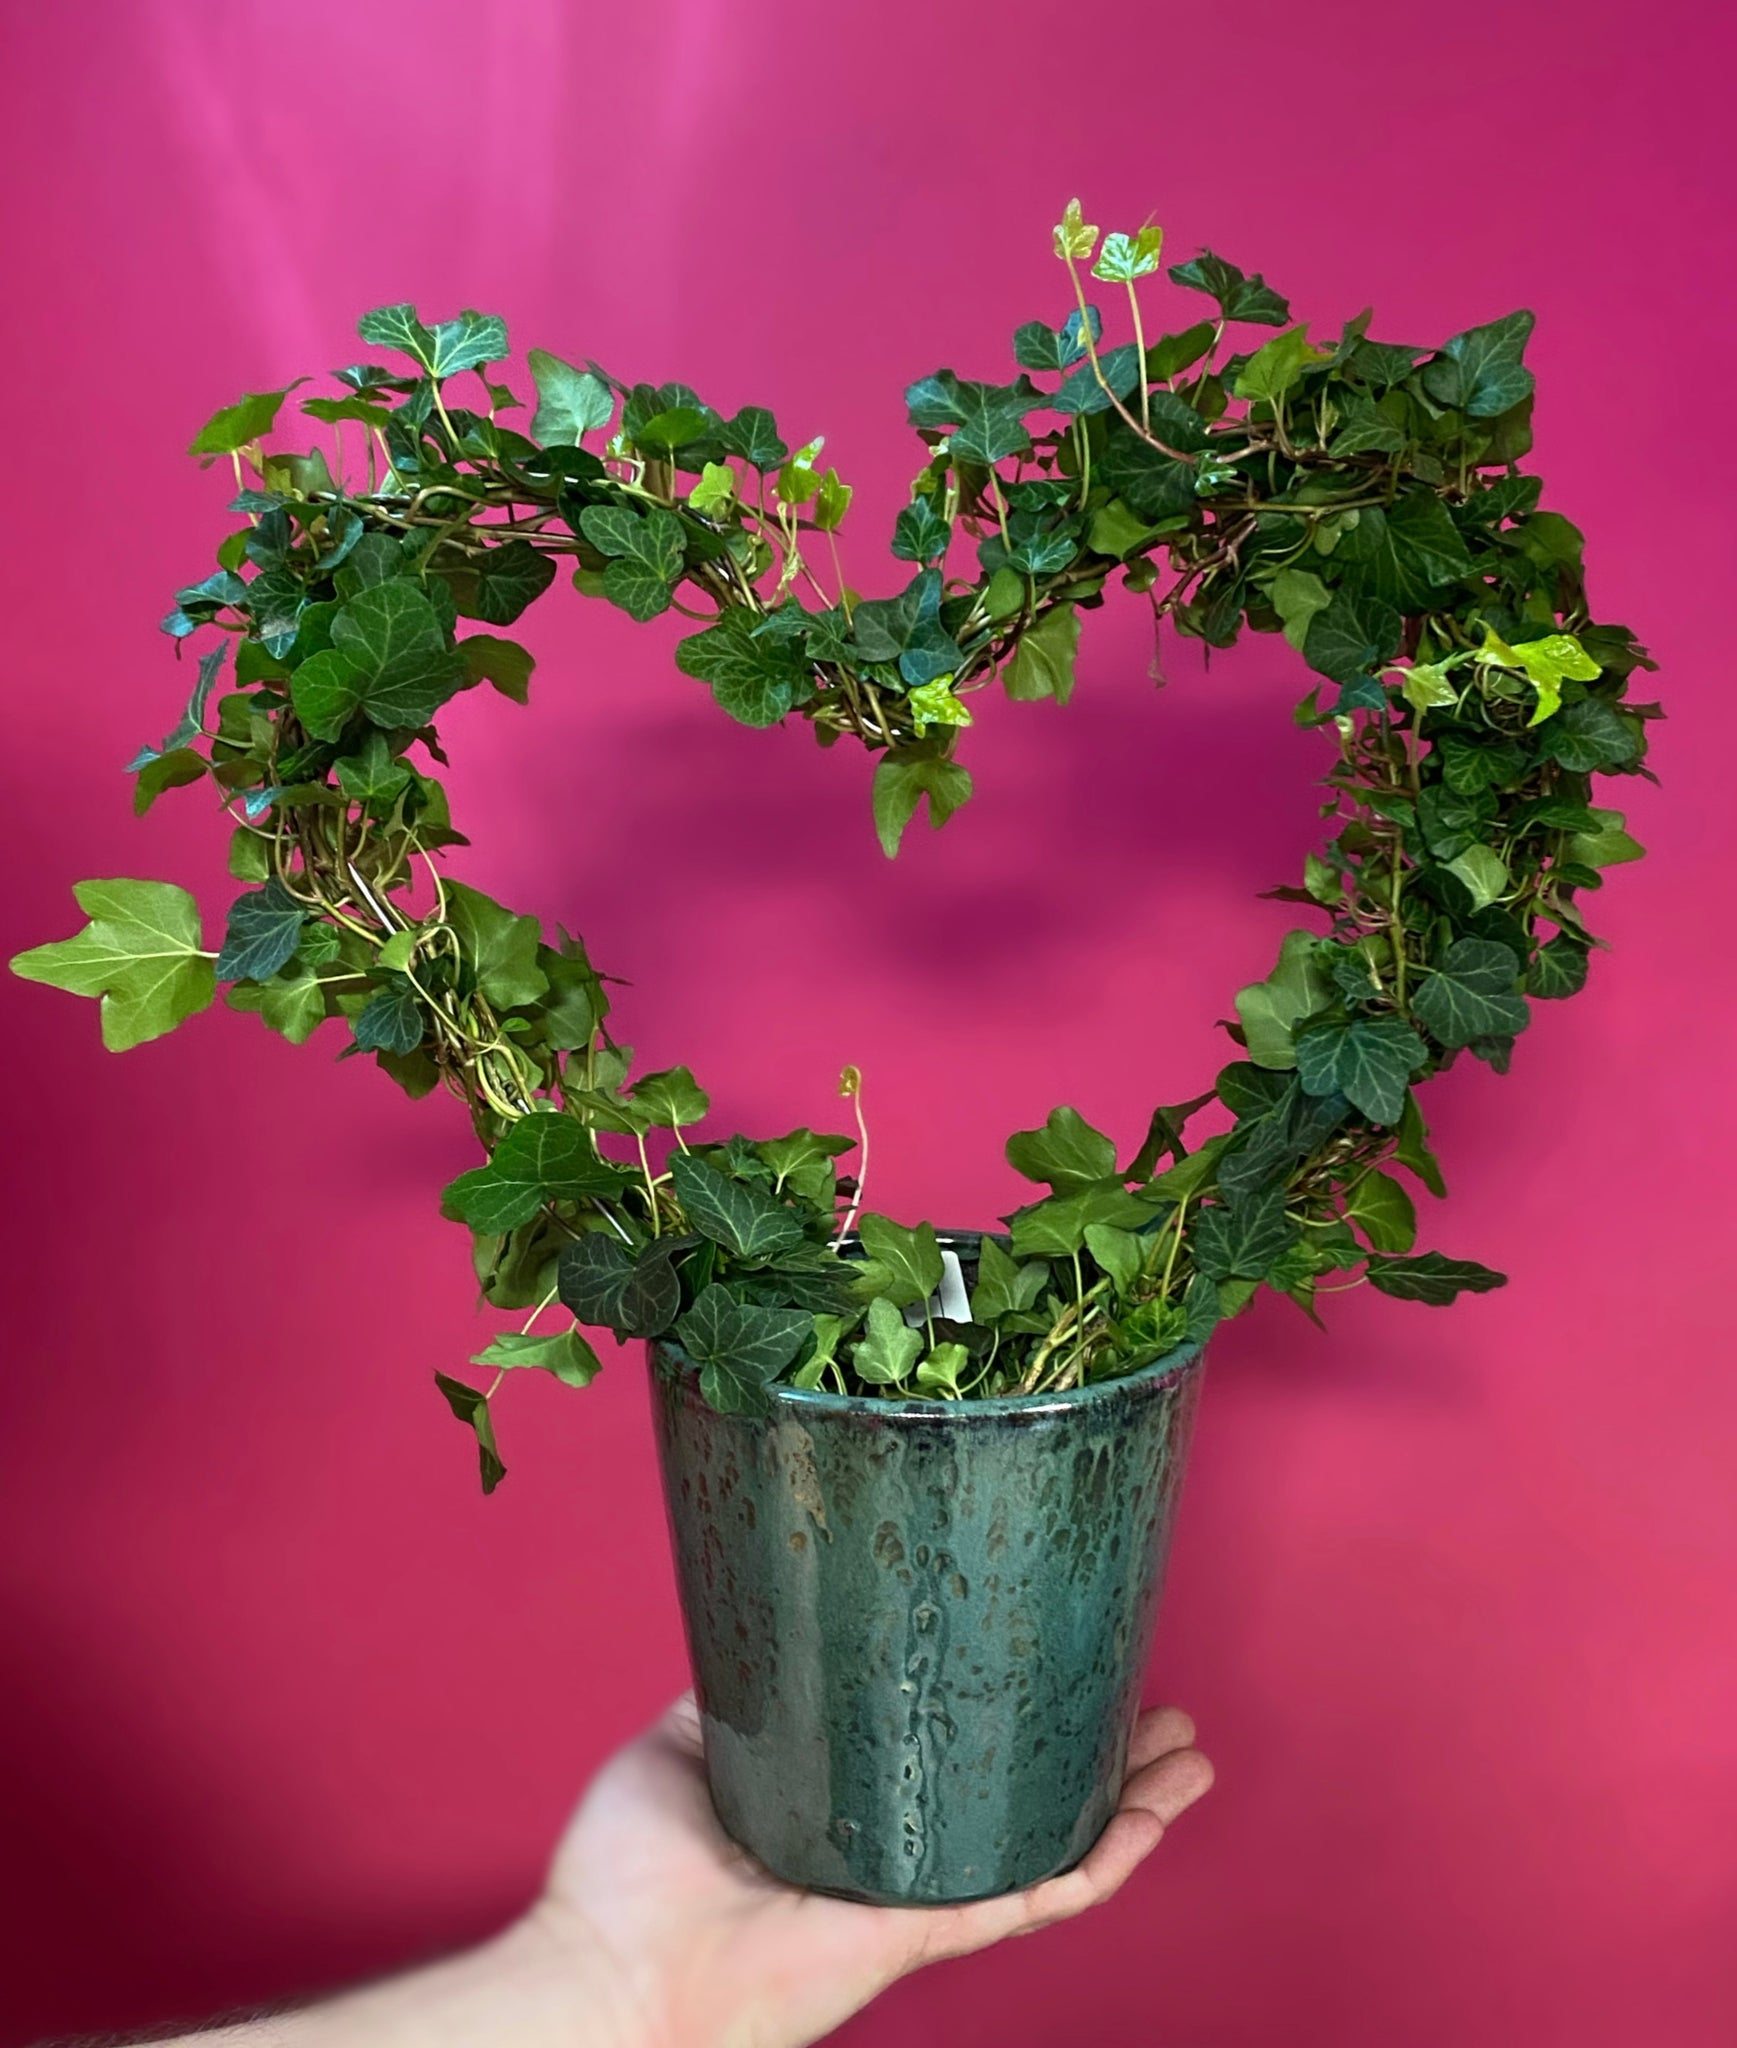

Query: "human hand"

xmin=534 ymin=1691 xmax=1214 ymax=2048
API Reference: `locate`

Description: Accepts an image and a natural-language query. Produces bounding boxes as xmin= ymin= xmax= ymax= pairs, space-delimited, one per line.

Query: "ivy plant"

xmin=11 ymin=203 xmax=1656 ymax=1490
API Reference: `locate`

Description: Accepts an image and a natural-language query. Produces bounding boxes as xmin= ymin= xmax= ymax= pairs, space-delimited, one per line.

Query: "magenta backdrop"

xmin=3 ymin=2 xmax=1734 ymax=2042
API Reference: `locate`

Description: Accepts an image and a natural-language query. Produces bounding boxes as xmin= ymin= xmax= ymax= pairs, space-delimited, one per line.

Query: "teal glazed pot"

xmin=647 ymin=1297 xmax=1206 ymax=1906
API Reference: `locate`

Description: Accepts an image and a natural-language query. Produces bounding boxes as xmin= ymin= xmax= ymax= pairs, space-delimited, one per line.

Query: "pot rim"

xmin=648 ymin=1334 xmax=1206 ymax=1422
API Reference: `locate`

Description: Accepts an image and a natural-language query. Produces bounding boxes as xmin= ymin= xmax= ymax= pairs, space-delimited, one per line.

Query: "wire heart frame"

xmin=12 ymin=207 xmax=1656 ymax=1487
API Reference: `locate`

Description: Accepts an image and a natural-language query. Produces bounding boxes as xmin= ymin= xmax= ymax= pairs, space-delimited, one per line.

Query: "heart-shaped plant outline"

xmin=12 ymin=204 xmax=1656 ymax=1488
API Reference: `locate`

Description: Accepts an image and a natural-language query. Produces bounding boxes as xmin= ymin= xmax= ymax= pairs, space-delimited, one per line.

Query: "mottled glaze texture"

xmin=648 ymin=1335 xmax=1205 ymax=1904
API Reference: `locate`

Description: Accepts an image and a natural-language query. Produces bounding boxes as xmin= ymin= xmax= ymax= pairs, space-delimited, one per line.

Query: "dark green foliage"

xmin=11 ymin=206 xmax=1654 ymax=1490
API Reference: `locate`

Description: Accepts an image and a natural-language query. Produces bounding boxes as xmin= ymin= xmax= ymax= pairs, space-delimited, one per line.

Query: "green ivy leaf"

xmin=1007 ymin=1184 xmax=1154 ymax=1258
xmin=527 ymin=349 xmax=615 ymax=444
xmin=871 ymin=752 xmax=973 ymax=857
xmin=715 ymin=406 xmax=788 ymax=470
xmin=1444 ymin=843 xmax=1509 ymax=912
xmin=856 ymin=1214 xmax=944 ymax=1308
xmin=1345 ymin=1169 xmax=1418 ymax=1253
xmin=675 ymin=614 xmax=807 ymax=728
xmin=688 ymin=462 xmax=736 ymax=517
xmin=443 ymin=1113 xmax=633 ymax=1234
xmin=892 ymin=499 xmax=954 ymax=564
xmin=668 ymin=1152 xmax=807 ymax=1260
xmin=1394 ymin=1092 xmax=1448 ymax=1199
xmin=357 ymin=303 xmax=437 ymax=363
xmin=290 ymin=648 xmax=368 ymax=740
xmin=1167 ymin=250 xmax=1290 ymax=325
xmin=674 ymin=1284 xmax=813 ymax=1416
xmin=1191 ymin=1185 xmax=1297 ymax=1282
xmin=330 ymin=581 xmax=468 ymax=728
xmin=1538 ymin=698 xmax=1640 ymax=773
xmin=627 ymin=1066 xmax=711 ymax=1129
xmin=433 ymin=1371 xmax=505 ymax=1493
xmin=1295 ymin=1016 xmax=1428 ymax=1126
xmin=1412 ymin=939 xmax=1530 ymax=1051
xmin=1303 ymin=589 xmax=1404 ymax=691
xmin=334 ymin=730 xmax=413 ymax=807
xmin=578 ymin=505 xmax=685 ymax=579
xmin=1421 ymin=311 xmax=1535 ymax=418
xmin=215 ymin=877 xmax=306 ymax=983
xmin=1012 ymin=307 xmax=1101 ymax=371
xmin=1233 ymin=325 xmax=1328 ymax=403
xmin=443 ymin=881 xmax=548 ymax=1010
xmin=904 ymin=370 xmax=1037 ymax=465
xmin=469 ymin=1323 xmax=602 ymax=1389
xmin=557 ymin=1232 xmax=685 ymax=1338
xmin=462 ymin=539 xmax=560 ymax=627
xmin=189 ymin=382 xmax=305 ymax=456
xmin=1528 ymin=937 xmax=1591 ymax=1000
xmin=459 ymin=633 xmax=536 ymax=704
xmin=1235 ymin=930 xmax=1333 ymax=1070
xmin=970 ymin=1236 xmax=1049 ymax=1320
xmin=1331 ymin=495 xmax=1473 ymax=611
xmin=1365 ymin=1252 xmax=1507 ymax=1305
xmin=1006 ymin=1105 xmax=1118 ymax=1190
xmin=852 ymin=1295 xmax=923 ymax=1384
xmin=352 ymin=981 xmax=424 ymax=1056
xmin=1004 ymin=604 xmax=1080 ymax=705
xmin=10 ymin=879 xmax=215 ymax=1051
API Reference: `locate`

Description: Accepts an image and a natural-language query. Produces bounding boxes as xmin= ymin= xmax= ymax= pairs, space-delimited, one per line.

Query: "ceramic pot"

xmin=647 ymin=1260 xmax=1205 ymax=1905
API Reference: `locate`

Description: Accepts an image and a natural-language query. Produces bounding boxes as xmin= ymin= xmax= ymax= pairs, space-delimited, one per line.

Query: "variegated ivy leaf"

xmin=906 ymin=676 xmax=972 ymax=735
xmin=1091 ymin=224 xmax=1164 ymax=283
xmin=688 ymin=462 xmax=736 ymax=517
xmin=1474 ymin=624 xmax=1601 ymax=724
xmin=1052 ymin=198 xmax=1098 ymax=263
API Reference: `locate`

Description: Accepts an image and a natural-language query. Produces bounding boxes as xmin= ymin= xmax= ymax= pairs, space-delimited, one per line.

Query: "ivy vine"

xmin=12 ymin=203 xmax=1656 ymax=1490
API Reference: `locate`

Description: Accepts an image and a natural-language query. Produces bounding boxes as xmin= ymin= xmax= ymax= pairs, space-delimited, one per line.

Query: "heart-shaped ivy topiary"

xmin=12 ymin=202 xmax=1656 ymax=1490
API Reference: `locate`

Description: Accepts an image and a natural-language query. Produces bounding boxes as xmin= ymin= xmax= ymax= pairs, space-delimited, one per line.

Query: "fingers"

xmin=1125 ymin=1703 xmax=1197 ymax=1774
xmin=914 ymin=1717 xmax=1212 ymax=1961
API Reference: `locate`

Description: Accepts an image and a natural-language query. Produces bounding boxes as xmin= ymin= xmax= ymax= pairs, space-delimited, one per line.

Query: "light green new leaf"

xmin=1235 ymin=930 xmax=1332 ymax=1070
xmin=11 ymin=879 xmax=215 ymax=1051
xmin=1233 ymin=325 xmax=1327 ymax=403
xmin=626 ymin=1065 xmax=711 ymax=1129
xmin=1004 ymin=603 xmax=1080 ymax=705
xmin=1345 ymin=1169 xmax=1418 ymax=1253
xmin=1269 ymin=568 xmax=1332 ymax=653
xmin=688 ymin=462 xmax=736 ymax=517
xmin=857 ymin=1214 xmax=944 ymax=1309
xmin=443 ymin=880 xmax=548 ymax=1010
xmin=852 ymin=1296 xmax=923 ymax=1384
xmin=1445 ymin=843 xmax=1509 ymax=911
xmin=469 ymin=1324 xmax=602 ymax=1390
xmin=189 ymin=382 xmax=305 ymax=456
xmin=1566 ymin=808 xmax=1645 ymax=868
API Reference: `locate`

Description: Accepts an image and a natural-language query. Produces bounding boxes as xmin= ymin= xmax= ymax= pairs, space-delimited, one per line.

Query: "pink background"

xmin=2 ymin=2 xmax=1734 ymax=2041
